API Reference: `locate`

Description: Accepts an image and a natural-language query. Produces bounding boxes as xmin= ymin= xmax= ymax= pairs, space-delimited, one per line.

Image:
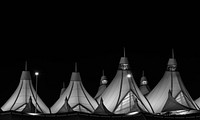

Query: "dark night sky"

xmin=0 ymin=4 xmax=199 ymax=108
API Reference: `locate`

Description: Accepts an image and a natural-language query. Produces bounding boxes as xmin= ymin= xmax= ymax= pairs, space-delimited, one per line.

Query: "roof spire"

xmin=142 ymin=70 xmax=145 ymax=76
xmin=25 ymin=61 xmax=28 ymax=71
xmin=123 ymin=47 xmax=126 ymax=57
xmin=75 ymin=62 xmax=77 ymax=72
xmin=102 ymin=69 xmax=104 ymax=76
xmin=172 ymin=48 xmax=174 ymax=59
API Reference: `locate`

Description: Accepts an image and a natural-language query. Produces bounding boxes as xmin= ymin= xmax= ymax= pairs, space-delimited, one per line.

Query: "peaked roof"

xmin=195 ymin=97 xmax=200 ymax=108
xmin=139 ymin=71 xmax=150 ymax=96
xmin=147 ymin=54 xmax=199 ymax=113
xmin=1 ymin=70 xmax=50 ymax=113
xmin=94 ymin=72 xmax=108 ymax=100
xmin=98 ymin=56 xmax=154 ymax=114
xmin=51 ymin=66 xmax=98 ymax=113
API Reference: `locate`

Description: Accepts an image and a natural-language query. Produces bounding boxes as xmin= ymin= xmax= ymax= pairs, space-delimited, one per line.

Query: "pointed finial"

xmin=102 ymin=69 xmax=104 ymax=76
xmin=25 ymin=61 xmax=28 ymax=71
xmin=172 ymin=48 xmax=174 ymax=58
xmin=123 ymin=47 xmax=126 ymax=57
xmin=75 ymin=62 xmax=77 ymax=72
xmin=142 ymin=70 xmax=145 ymax=76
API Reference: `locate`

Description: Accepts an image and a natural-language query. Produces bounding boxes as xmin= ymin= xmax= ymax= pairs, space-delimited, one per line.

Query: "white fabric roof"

xmin=147 ymin=58 xmax=199 ymax=113
xmin=51 ymin=72 xmax=98 ymax=113
xmin=139 ymin=75 xmax=150 ymax=96
xmin=98 ymin=57 xmax=154 ymax=114
xmin=1 ymin=71 xmax=50 ymax=113
xmin=195 ymin=97 xmax=200 ymax=108
xmin=94 ymin=75 xmax=107 ymax=100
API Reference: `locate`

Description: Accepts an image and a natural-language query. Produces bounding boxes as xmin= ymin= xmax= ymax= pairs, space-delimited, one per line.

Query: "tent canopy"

xmin=94 ymin=71 xmax=108 ymax=100
xmin=51 ymin=67 xmax=98 ymax=113
xmin=1 ymin=70 xmax=50 ymax=113
xmin=99 ymin=56 xmax=154 ymax=114
xmin=147 ymin=55 xmax=199 ymax=113
xmin=195 ymin=97 xmax=200 ymax=108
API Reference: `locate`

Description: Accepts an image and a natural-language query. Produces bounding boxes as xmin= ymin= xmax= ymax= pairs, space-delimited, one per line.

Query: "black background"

xmin=0 ymin=3 xmax=199 ymax=108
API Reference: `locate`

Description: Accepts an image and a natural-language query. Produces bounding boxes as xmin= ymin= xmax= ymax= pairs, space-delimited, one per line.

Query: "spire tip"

xmin=25 ymin=61 xmax=28 ymax=71
xmin=75 ymin=62 xmax=77 ymax=72
xmin=123 ymin=47 xmax=126 ymax=57
xmin=172 ymin=48 xmax=174 ymax=58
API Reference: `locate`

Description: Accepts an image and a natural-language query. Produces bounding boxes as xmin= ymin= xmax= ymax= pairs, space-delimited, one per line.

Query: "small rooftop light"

xmin=102 ymin=79 xmax=108 ymax=84
xmin=142 ymin=80 xmax=147 ymax=85
xmin=27 ymin=112 xmax=40 ymax=116
xmin=127 ymin=111 xmax=139 ymax=115
xmin=35 ymin=72 xmax=39 ymax=76
xmin=127 ymin=74 xmax=132 ymax=78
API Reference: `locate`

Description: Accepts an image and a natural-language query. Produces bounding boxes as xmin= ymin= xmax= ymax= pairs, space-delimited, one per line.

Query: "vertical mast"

xmin=25 ymin=61 xmax=28 ymax=103
xmin=25 ymin=61 xmax=28 ymax=71
xmin=75 ymin=62 xmax=77 ymax=72
xmin=171 ymin=49 xmax=174 ymax=94
xmin=172 ymin=48 xmax=174 ymax=59
xmin=123 ymin=47 xmax=126 ymax=57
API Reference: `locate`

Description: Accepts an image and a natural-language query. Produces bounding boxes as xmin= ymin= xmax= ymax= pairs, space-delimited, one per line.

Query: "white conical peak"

xmin=70 ymin=73 xmax=81 ymax=81
xmin=119 ymin=47 xmax=129 ymax=65
xmin=119 ymin=57 xmax=129 ymax=65
xmin=20 ymin=62 xmax=31 ymax=80
xmin=20 ymin=71 xmax=31 ymax=80
xmin=70 ymin=63 xmax=81 ymax=81
xmin=167 ymin=49 xmax=177 ymax=66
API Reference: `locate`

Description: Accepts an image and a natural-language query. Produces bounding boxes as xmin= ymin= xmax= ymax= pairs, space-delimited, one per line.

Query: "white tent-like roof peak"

xmin=70 ymin=72 xmax=81 ymax=81
xmin=70 ymin=62 xmax=81 ymax=81
xmin=167 ymin=49 xmax=177 ymax=66
xmin=20 ymin=71 xmax=31 ymax=81
xmin=1 ymin=69 xmax=50 ymax=113
xmin=119 ymin=57 xmax=129 ymax=64
xmin=20 ymin=61 xmax=31 ymax=80
xmin=119 ymin=47 xmax=129 ymax=65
